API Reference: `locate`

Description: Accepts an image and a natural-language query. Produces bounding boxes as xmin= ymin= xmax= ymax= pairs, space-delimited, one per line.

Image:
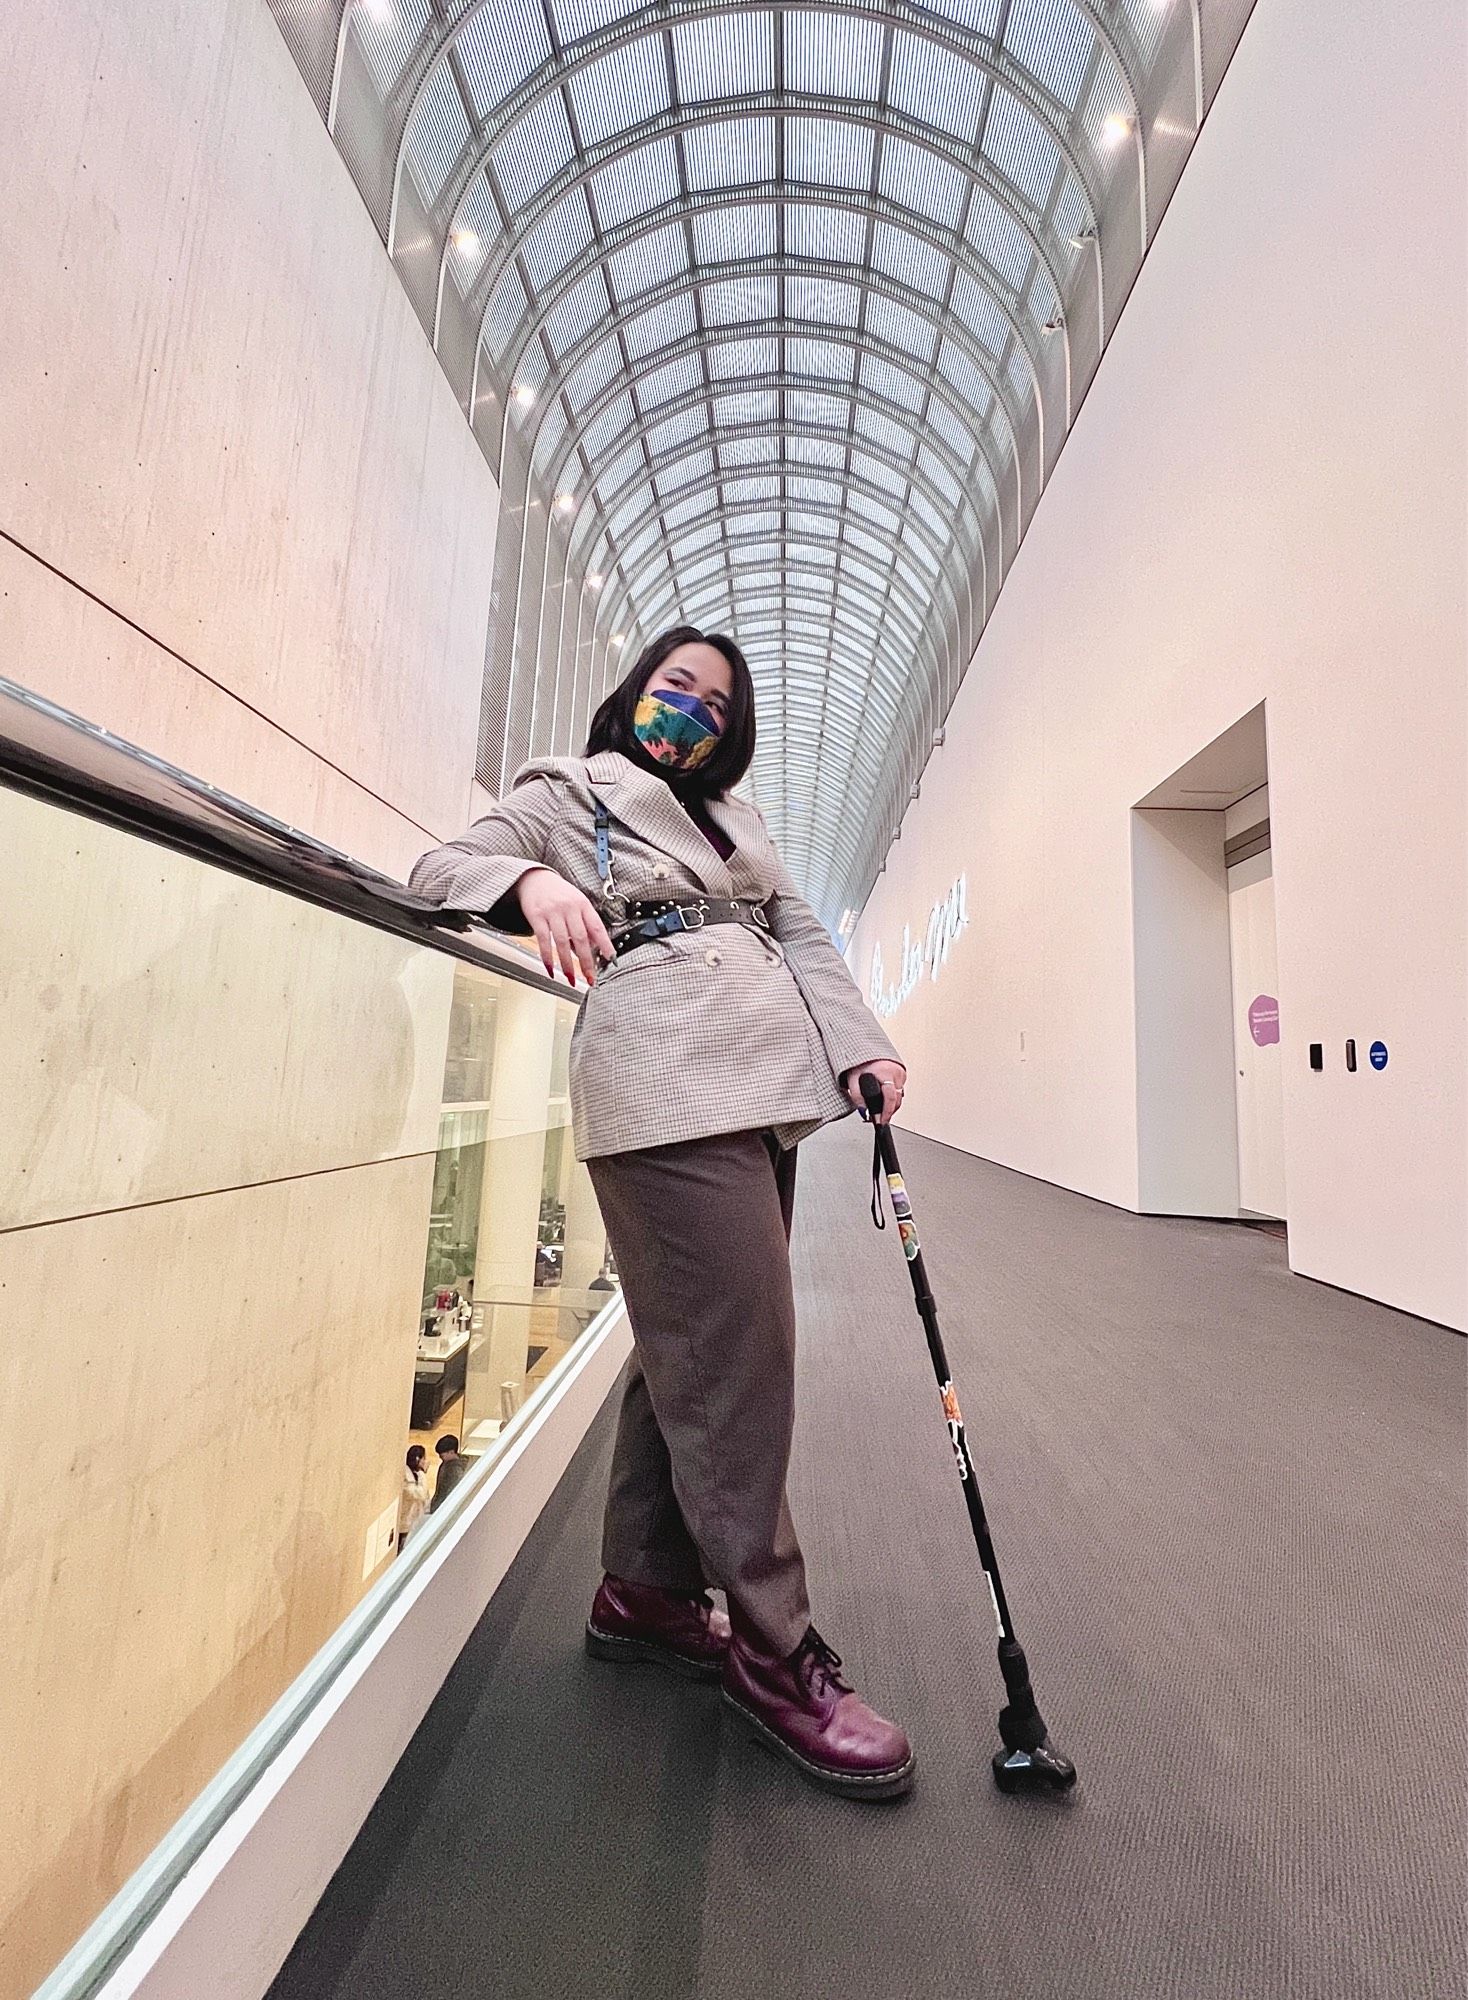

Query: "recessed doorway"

xmin=1225 ymin=787 xmax=1287 ymax=1221
xmin=1132 ymin=703 xmax=1287 ymax=1229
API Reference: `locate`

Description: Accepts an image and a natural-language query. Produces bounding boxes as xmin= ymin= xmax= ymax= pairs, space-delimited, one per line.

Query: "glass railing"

xmin=0 ymin=678 xmax=617 ymax=1999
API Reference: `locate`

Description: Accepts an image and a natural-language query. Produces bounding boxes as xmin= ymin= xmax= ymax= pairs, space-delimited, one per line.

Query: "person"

xmin=409 ymin=625 xmax=913 ymax=1800
xmin=398 ymin=1444 xmax=430 ymax=1549
xmin=430 ymin=1434 xmax=471 ymax=1513
xmin=588 ymin=1254 xmax=617 ymax=1294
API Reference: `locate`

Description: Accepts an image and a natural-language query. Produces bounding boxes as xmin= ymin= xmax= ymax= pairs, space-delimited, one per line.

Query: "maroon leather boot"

xmin=585 ymin=1574 xmax=732 ymax=1681
xmin=722 ymin=1625 xmax=916 ymax=1799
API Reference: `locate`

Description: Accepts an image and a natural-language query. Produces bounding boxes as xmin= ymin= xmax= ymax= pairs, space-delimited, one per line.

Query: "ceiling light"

xmin=450 ymin=227 xmax=480 ymax=258
xmin=586 ymin=572 xmax=604 ymax=590
xmin=1069 ymin=227 xmax=1097 ymax=250
xmin=554 ymin=493 xmax=576 ymax=517
xmin=610 ymin=633 xmax=626 ymax=647
xmin=511 ymin=383 xmax=535 ymax=408
xmin=1102 ymin=113 xmax=1134 ymax=149
xmin=1042 ymin=315 xmax=1065 ymax=337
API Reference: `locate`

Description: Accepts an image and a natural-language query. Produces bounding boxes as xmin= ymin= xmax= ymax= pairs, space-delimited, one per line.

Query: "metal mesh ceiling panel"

xmin=277 ymin=0 xmax=1237 ymax=925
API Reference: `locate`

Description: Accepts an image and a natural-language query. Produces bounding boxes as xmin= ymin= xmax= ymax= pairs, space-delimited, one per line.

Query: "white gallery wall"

xmin=0 ymin=0 xmax=498 ymax=877
xmin=850 ymin=0 xmax=1466 ymax=1330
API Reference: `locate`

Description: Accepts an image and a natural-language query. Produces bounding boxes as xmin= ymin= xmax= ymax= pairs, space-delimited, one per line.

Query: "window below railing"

xmin=0 ymin=677 xmax=615 ymax=1998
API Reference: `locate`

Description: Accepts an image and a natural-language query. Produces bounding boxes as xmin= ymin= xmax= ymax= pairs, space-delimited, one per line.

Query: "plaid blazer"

xmin=408 ymin=751 xmax=901 ymax=1159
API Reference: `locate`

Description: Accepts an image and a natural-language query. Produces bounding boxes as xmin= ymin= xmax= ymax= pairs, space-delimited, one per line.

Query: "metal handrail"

xmin=0 ymin=674 xmax=573 ymax=1003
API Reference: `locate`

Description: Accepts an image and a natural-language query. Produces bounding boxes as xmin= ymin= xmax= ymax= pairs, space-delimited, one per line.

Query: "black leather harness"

xmin=611 ymin=896 xmax=773 ymax=956
xmin=594 ymin=795 xmax=774 ymax=958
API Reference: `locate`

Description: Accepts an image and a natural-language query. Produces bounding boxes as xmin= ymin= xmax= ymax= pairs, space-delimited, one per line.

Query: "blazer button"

xmin=652 ymin=863 xmax=670 ymax=880
xmin=704 ymin=948 xmax=722 ymax=968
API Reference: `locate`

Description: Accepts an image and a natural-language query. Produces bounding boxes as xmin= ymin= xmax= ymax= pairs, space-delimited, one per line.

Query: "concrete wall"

xmin=0 ymin=2 xmax=503 ymax=1988
xmin=850 ymin=0 xmax=1466 ymax=1330
xmin=0 ymin=787 xmax=457 ymax=1997
xmin=0 ymin=0 xmax=498 ymax=879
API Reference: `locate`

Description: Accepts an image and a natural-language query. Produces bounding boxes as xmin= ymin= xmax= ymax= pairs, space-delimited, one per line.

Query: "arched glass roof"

xmin=271 ymin=0 xmax=1243 ymax=925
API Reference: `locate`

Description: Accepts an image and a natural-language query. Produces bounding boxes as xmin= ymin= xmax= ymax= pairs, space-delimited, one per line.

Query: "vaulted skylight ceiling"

xmin=271 ymin=0 xmax=1237 ymax=926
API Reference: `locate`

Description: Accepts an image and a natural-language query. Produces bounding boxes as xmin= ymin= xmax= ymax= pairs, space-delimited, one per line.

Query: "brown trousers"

xmin=587 ymin=1129 xmax=811 ymax=1656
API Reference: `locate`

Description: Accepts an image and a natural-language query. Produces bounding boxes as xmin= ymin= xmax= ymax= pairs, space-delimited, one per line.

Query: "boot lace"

xmin=795 ymin=1628 xmax=852 ymax=1697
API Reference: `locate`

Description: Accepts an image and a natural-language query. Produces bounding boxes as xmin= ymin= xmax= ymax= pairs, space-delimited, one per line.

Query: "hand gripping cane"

xmin=858 ymin=1074 xmax=1076 ymax=1794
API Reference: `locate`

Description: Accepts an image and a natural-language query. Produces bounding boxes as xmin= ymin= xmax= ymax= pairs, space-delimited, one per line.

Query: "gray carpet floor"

xmin=269 ymin=1121 xmax=1466 ymax=2000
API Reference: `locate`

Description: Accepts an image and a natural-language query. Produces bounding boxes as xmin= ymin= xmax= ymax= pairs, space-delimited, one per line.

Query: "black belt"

xmin=612 ymin=897 xmax=773 ymax=956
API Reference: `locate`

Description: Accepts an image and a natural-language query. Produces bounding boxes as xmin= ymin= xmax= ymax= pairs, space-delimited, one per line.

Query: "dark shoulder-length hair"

xmin=585 ymin=625 xmax=756 ymax=796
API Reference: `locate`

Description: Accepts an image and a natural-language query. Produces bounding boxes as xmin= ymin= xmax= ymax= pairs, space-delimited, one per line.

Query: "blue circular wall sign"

xmin=1368 ymin=1040 xmax=1388 ymax=1070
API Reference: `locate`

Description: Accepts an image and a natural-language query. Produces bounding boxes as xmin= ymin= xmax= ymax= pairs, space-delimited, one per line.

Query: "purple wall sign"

xmin=1248 ymin=994 xmax=1280 ymax=1047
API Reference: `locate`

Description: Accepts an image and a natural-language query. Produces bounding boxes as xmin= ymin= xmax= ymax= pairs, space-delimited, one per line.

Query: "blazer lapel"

xmin=587 ymin=752 xmax=734 ymax=895
xmin=705 ymin=792 xmax=778 ymax=898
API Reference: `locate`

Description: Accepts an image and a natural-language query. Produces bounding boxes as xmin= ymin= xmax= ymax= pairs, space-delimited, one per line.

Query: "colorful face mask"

xmin=633 ymin=687 xmax=723 ymax=771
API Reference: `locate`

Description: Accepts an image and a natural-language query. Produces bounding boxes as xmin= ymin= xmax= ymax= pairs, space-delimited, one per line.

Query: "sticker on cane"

xmin=886 ymin=1172 xmax=913 ymax=1220
xmin=941 ymin=1380 xmax=971 ymax=1480
xmin=985 ymin=1570 xmax=1004 ymax=1638
xmin=897 ymin=1218 xmax=920 ymax=1260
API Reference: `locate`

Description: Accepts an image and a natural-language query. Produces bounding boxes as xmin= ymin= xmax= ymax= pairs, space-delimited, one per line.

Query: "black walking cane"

xmin=858 ymin=1073 xmax=1076 ymax=1795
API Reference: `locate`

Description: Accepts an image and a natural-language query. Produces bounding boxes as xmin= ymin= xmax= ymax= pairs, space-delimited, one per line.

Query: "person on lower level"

xmin=398 ymin=1443 xmax=430 ymax=1549
xmin=409 ymin=624 xmax=913 ymax=1800
xmin=429 ymin=1434 xmax=470 ymax=1513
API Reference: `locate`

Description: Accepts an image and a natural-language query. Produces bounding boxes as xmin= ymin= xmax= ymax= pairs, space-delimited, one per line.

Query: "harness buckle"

xmin=676 ymin=902 xmax=708 ymax=931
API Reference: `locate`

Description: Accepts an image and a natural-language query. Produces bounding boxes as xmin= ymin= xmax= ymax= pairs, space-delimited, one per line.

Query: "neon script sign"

xmin=868 ymin=875 xmax=969 ymax=1019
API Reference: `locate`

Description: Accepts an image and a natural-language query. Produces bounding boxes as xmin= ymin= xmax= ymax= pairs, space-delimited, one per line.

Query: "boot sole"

xmin=585 ymin=1623 xmax=724 ymax=1683
xmin=722 ymin=1690 xmax=916 ymax=1800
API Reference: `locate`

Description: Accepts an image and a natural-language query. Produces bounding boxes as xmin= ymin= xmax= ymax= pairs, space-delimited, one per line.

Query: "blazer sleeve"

xmin=766 ymin=860 xmax=903 ymax=1081
xmin=407 ymin=775 xmax=565 ymax=921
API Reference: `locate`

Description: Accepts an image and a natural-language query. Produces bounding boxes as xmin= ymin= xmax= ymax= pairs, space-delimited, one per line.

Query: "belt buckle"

xmin=750 ymin=902 xmax=771 ymax=931
xmin=676 ymin=902 xmax=708 ymax=931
